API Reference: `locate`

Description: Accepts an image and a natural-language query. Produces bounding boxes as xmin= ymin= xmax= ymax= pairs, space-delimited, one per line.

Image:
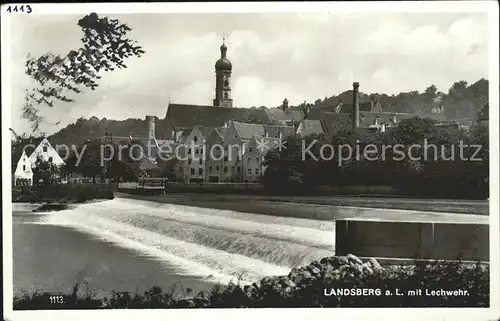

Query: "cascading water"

xmin=36 ymin=198 xmax=336 ymax=284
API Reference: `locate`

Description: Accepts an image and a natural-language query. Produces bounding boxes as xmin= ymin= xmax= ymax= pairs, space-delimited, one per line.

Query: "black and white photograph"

xmin=2 ymin=2 xmax=499 ymax=321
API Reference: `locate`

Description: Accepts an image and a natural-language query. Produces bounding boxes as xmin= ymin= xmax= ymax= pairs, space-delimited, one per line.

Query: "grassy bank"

xmin=13 ymin=255 xmax=489 ymax=309
xmin=13 ymin=184 xmax=114 ymax=204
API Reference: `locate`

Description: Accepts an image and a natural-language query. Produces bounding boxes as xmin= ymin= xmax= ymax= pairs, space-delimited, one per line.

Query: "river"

xmin=12 ymin=198 xmax=335 ymax=298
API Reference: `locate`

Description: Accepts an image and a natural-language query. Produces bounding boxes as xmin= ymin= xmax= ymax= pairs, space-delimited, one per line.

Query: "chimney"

xmin=352 ymin=82 xmax=360 ymax=129
xmin=370 ymin=96 xmax=375 ymax=111
xmin=392 ymin=114 xmax=397 ymax=124
xmin=375 ymin=116 xmax=380 ymax=126
xmin=380 ymin=123 xmax=386 ymax=132
xmin=146 ymin=116 xmax=156 ymax=139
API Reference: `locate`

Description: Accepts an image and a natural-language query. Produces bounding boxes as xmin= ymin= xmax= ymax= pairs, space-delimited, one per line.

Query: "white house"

xmin=14 ymin=150 xmax=34 ymax=186
xmin=27 ymin=137 xmax=65 ymax=167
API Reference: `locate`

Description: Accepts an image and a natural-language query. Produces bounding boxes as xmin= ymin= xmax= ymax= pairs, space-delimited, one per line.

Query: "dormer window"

xmin=43 ymin=146 xmax=48 ymax=152
xmin=194 ymin=136 xmax=198 ymax=143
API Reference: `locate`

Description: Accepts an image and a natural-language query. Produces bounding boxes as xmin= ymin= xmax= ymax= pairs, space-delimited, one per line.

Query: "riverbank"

xmin=12 ymin=184 xmax=114 ymax=204
xmin=13 ymin=254 xmax=489 ymax=309
xmin=117 ymin=193 xmax=489 ymax=222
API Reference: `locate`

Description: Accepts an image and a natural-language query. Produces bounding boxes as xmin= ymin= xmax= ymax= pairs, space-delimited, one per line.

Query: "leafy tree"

xmin=23 ymin=13 xmax=145 ymax=131
xmin=33 ymin=157 xmax=61 ymax=185
xmin=64 ymin=139 xmax=141 ymax=182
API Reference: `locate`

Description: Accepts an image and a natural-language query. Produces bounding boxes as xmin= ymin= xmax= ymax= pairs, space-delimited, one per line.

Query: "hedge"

xmin=13 ymin=255 xmax=489 ymax=309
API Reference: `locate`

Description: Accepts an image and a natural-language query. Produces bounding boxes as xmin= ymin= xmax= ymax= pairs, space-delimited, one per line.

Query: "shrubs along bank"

xmin=12 ymin=184 xmax=114 ymax=204
xmin=13 ymin=254 xmax=489 ymax=309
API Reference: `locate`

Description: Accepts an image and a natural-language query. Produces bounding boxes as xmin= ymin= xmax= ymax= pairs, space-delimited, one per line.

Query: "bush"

xmin=14 ymin=184 xmax=114 ymax=203
xmin=13 ymin=255 xmax=489 ymax=309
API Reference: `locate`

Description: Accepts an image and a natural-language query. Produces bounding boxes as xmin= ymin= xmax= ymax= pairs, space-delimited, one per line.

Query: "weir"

xmin=38 ymin=198 xmax=336 ymax=284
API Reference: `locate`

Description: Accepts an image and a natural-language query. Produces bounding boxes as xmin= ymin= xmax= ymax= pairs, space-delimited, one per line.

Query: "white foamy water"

xmin=37 ymin=198 xmax=335 ymax=284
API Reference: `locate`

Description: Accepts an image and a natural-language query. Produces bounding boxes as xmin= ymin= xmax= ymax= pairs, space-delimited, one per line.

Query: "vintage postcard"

xmin=2 ymin=2 xmax=499 ymax=321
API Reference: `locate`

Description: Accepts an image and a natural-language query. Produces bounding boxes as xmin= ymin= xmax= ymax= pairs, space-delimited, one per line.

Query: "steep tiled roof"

xmin=359 ymin=112 xmax=412 ymax=127
xmin=297 ymin=119 xmax=325 ymax=136
xmin=214 ymin=127 xmax=227 ymax=139
xmin=165 ymin=104 xmax=271 ymax=130
xmin=196 ymin=125 xmax=214 ymax=138
xmin=307 ymin=109 xmax=352 ymax=134
xmin=233 ymin=121 xmax=266 ymax=140
xmin=264 ymin=124 xmax=295 ymax=138
xmin=265 ymin=108 xmax=303 ymax=123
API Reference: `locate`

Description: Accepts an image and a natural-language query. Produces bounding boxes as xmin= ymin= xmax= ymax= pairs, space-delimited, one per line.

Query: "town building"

xmin=204 ymin=127 xmax=227 ymax=183
xmin=27 ymin=137 xmax=65 ymax=167
xmin=14 ymin=150 xmax=33 ymax=186
xmin=295 ymin=119 xmax=326 ymax=137
xmin=176 ymin=125 xmax=213 ymax=183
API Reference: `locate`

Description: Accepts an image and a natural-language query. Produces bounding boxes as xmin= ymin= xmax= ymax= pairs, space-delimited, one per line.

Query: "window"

xmin=256 ymin=169 xmax=260 ymax=175
xmin=249 ymin=147 xmax=253 ymax=152
xmin=224 ymin=166 xmax=228 ymax=173
xmin=224 ymin=80 xmax=229 ymax=87
xmin=224 ymin=93 xmax=229 ymax=99
xmin=23 ymin=165 xmax=26 ymax=171
xmin=231 ymin=166 xmax=235 ymax=173
xmin=237 ymin=156 xmax=240 ymax=161
xmin=209 ymin=166 xmax=213 ymax=172
xmin=237 ymin=167 xmax=241 ymax=173
xmin=49 ymin=157 xmax=53 ymax=163
xmin=199 ymin=159 xmax=202 ymax=165
xmin=199 ymin=168 xmax=203 ymax=175
xmin=216 ymin=166 xmax=220 ymax=171
xmin=194 ymin=136 xmax=198 ymax=143
xmin=195 ymin=148 xmax=199 ymax=154
xmin=188 ymin=148 xmax=191 ymax=154
xmin=256 ymin=157 xmax=259 ymax=163
xmin=188 ymin=159 xmax=192 ymax=165
xmin=247 ymin=168 xmax=252 ymax=174
xmin=190 ymin=168 xmax=195 ymax=175
xmin=224 ymin=156 xmax=228 ymax=161
xmin=43 ymin=146 xmax=47 ymax=152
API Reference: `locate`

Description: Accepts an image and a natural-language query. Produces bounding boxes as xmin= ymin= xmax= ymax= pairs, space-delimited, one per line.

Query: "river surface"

xmin=12 ymin=199 xmax=335 ymax=298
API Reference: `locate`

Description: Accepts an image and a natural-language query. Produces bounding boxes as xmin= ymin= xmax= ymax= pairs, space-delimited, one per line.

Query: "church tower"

xmin=213 ymin=38 xmax=233 ymax=108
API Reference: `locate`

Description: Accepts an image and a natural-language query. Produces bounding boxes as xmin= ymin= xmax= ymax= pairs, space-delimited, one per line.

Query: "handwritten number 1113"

xmin=6 ymin=5 xmax=32 ymax=14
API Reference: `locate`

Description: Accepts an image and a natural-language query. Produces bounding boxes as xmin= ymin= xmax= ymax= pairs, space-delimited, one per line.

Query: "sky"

xmin=7 ymin=11 xmax=489 ymax=135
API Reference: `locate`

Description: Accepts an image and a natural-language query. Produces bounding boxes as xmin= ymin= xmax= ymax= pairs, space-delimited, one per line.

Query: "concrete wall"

xmin=336 ymin=219 xmax=489 ymax=262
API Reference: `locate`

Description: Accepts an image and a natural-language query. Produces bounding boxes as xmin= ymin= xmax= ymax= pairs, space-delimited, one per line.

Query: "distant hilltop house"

xmin=13 ymin=137 xmax=65 ymax=186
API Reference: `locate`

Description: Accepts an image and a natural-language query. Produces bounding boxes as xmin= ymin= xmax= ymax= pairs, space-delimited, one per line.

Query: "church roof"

xmin=165 ymin=104 xmax=271 ymax=129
